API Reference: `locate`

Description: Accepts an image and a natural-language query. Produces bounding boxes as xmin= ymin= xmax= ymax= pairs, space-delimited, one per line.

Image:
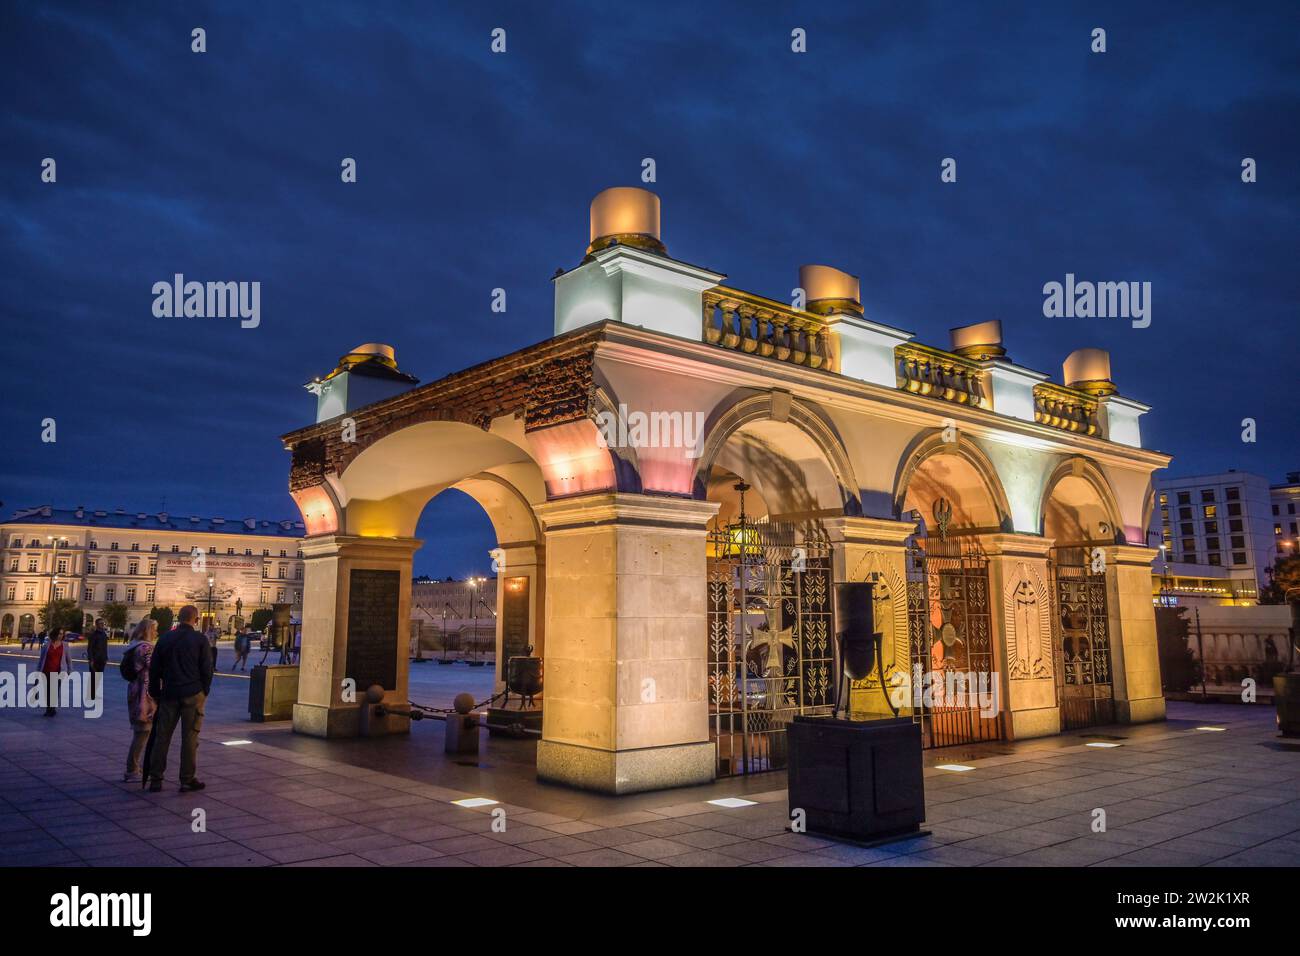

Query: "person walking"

xmin=232 ymin=628 xmax=251 ymax=671
xmin=145 ymin=605 xmax=212 ymax=793
xmin=122 ymin=619 xmax=158 ymax=783
xmin=37 ymin=627 xmax=73 ymax=716
xmin=86 ymin=617 xmax=109 ymax=702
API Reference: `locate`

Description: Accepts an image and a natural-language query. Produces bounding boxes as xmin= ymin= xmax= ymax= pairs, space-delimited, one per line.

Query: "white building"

xmin=409 ymin=575 xmax=498 ymax=658
xmin=0 ymin=505 xmax=305 ymax=640
xmin=1149 ymin=470 xmax=1300 ymax=606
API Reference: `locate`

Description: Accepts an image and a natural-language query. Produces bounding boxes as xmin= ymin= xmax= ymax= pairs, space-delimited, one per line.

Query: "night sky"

xmin=3 ymin=1 xmax=1297 ymax=579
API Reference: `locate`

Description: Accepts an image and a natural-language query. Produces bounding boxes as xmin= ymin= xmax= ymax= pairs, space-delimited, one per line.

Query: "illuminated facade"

xmin=0 ymin=506 xmax=305 ymax=639
xmin=282 ymin=187 xmax=1171 ymax=793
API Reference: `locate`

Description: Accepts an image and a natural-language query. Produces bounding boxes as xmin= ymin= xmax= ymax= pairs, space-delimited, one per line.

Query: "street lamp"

xmin=45 ymin=535 xmax=67 ymax=631
xmin=206 ymin=573 xmax=215 ymax=628
xmin=467 ymin=576 xmax=482 ymax=664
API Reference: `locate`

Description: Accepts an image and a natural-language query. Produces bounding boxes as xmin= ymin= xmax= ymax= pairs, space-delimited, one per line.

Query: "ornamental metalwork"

xmin=1050 ymin=545 xmax=1115 ymax=729
xmin=706 ymin=515 xmax=834 ymax=777
xmin=905 ymin=534 xmax=1004 ymax=748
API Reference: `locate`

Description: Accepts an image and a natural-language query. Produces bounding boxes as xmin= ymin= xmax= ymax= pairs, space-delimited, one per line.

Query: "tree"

xmin=38 ymin=598 xmax=83 ymax=632
xmin=1155 ymin=606 xmax=1199 ymax=693
xmin=1260 ymin=555 xmax=1300 ymax=604
xmin=99 ymin=602 xmax=128 ymax=633
xmin=149 ymin=606 xmax=174 ymax=633
xmin=249 ymin=608 xmax=274 ymax=633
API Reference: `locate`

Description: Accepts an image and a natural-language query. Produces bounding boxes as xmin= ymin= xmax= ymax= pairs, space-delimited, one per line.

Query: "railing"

xmin=702 ymin=288 xmax=833 ymax=371
xmin=1033 ymin=382 xmax=1100 ymax=436
xmin=894 ymin=343 xmax=987 ymax=408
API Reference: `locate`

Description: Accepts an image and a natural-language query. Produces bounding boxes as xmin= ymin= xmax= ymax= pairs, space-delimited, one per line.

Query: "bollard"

xmin=444 ymin=692 xmax=480 ymax=755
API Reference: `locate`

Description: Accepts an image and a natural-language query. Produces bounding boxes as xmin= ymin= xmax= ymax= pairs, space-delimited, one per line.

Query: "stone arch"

xmin=1039 ymin=456 xmax=1125 ymax=544
xmin=692 ymin=390 xmax=862 ymax=518
xmin=892 ymin=430 xmax=1014 ymax=533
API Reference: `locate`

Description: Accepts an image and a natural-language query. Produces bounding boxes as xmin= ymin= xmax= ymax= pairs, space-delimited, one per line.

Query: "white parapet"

xmin=553 ymin=245 xmax=725 ymax=341
xmin=981 ymin=360 xmax=1048 ymax=423
xmin=1102 ymin=394 xmax=1149 ymax=448
xmin=823 ymin=312 xmax=914 ymax=388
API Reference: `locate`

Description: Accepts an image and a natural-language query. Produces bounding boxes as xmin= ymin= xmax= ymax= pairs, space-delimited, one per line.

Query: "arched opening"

xmin=894 ymin=436 xmax=1011 ymax=747
xmin=698 ymin=412 xmax=850 ymax=777
xmin=18 ymin=614 xmax=35 ymax=641
xmin=0 ymin=613 xmax=13 ymax=642
xmin=1040 ymin=458 xmax=1122 ymax=730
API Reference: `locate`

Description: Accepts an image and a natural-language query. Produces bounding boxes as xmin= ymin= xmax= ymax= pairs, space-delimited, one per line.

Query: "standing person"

xmin=86 ymin=618 xmax=109 ymax=702
xmin=122 ymin=619 xmax=158 ymax=782
xmin=37 ymin=628 xmax=73 ymax=716
xmin=145 ymin=605 xmax=212 ymax=793
xmin=232 ymin=628 xmax=251 ymax=672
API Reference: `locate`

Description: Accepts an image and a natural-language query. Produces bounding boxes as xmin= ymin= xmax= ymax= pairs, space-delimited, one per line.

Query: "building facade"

xmin=410 ymin=575 xmax=498 ymax=659
xmin=0 ymin=506 xmax=305 ymax=640
xmin=1149 ymin=470 xmax=1300 ymax=607
xmin=280 ymin=187 xmax=1172 ymax=794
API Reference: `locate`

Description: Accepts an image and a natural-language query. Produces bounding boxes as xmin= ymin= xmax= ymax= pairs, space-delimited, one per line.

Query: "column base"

xmin=1008 ymin=706 xmax=1061 ymax=740
xmin=1115 ymin=696 xmax=1166 ymax=724
xmin=537 ymin=740 xmax=716 ymax=794
xmin=292 ymin=702 xmax=412 ymax=738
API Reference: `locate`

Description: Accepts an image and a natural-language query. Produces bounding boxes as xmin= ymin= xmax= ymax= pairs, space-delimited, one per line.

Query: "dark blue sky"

xmin=3 ymin=1 xmax=1297 ymax=578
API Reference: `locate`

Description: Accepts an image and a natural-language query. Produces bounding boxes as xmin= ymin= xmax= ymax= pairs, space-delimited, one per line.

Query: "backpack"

xmin=119 ymin=643 xmax=142 ymax=682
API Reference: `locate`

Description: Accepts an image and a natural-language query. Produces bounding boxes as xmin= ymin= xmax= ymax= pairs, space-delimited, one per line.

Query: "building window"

xmin=110 ymin=542 xmax=119 ymax=550
xmin=1229 ymin=519 xmax=1243 ymax=533
xmin=209 ymin=546 xmax=216 ymax=554
xmin=1201 ymin=490 xmax=1215 ymax=503
xmin=276 ymin=588 xmax=285 ymax=602
xmin=151 ymin=544 xmax=159 ymax=552
xmin=7 ymin=559 xmax=16 ymax=572
xmin=1207 ymin=554 xmax=1222 ymax=566
xmin=278 ymin=565 xmax=286 ymax=579
xmin=5 ymin=586 xmax=15 ymax=601
xmin=105 ymin=586 xmax=115 ymax=601
xmin=279 ymin=550 xmax=287 ymax=557
xmin=1204 ymin=521 xmax=1218 ymax=534
xmin=53 ymin=584 xmax=66 ymax=600
xmin=1177 ymin=492 xmax=1190 ymax=505
xmin=244 ymin=549 xmax=252 ymax=556
xmin=263 ymin=567 xmax=269 ymax=578
xmin=1178 ymin=507 xmax=1192 ymax=521
xmin=1226 ymin=486 xmax=1240 ymax=501
xmin=1292 ymin=522 xmax=1299 ymax=535
xmin=83 ymin=588 xmax=93 ymax=601
xmin=1233 ymin=552 xmax=1247 ymax=565
xmin=1277 ymin=524 xmax=1284 ymax=535
xmin=24 ymin=587 xmax=35 ymax=601
xmin=1206 ymin=537 xmax=1220 ymax=551
xmin=131 ymin=543 xmax=140 ymax=551
xmin=89 ymin=540 xmax=97 ymax=549
xmin=1183 ymin=554 xmax=1197 ymax=564
xmin=27 ymin=559 xmax=37 ymax=572
xmin=107 ymin=560 xmax=118 ymax=574
xmin=1158 ymin=493 xmax=1168 ymax=506
xmin=1227 ymin=503 xmax=1242 ymax=517
xmin=1291 ymin=503 xmax=1297 ymax=515
xmin=171 ymin=545 xmax=179 ymax=553
xmin=125 ymin=586 xmax=137 ymax=603
xmin=8 ymin=536 xmax=18 ymax=548
xmin=146 ymin=588 xmax=155 ymax=602
xmin=227 ymin=548 xmax=235 ymax=555
xmin=128 ymin=560 xmax=138 ymax=575
xmin=87 ymin=559 xmax=97 ymax=574
xmin=260 ymin=590 xmax=267 ymax=604
xmin=1180 ymin=522 xmax=1193 ymax=536
xmin=1231 ymin=536 xmax=1245 ymax=549
xmin=1274 ymin=504 xmax=1281 ymax=516
xmin=1203 ymin=505 xmax=1217 ymax=519
xmin=295 ymin=566 xmax=302 ymax=580
xmin=263 ymin=549 xmax=269 ymax=557
xmin=148 ymin=562 xmax=156 ymax=575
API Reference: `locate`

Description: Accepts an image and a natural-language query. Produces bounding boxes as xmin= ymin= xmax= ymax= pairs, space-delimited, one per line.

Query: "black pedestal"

xmin=787 ymin=715 xmax=925 ymax=843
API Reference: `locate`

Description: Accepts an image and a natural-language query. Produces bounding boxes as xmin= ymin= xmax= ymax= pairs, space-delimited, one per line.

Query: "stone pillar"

xmin=981 ymin=534 xmax=1059 ymax=740
xmin=824 ymin=516 xmax=915 ymax=719
xmin=492 ymin=543 xmax=544 ymax=692
xmin=1105 ymin=545 xmax=1166 ymax=724
xmin=293 ymin=534 xmax=421 ymax=738
xmin=533 ymin=493 xmax=719 ymax=794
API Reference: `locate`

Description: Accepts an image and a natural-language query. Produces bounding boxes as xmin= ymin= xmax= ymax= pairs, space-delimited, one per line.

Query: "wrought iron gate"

xmin=906 ymin=535 xmax=1004 ymax=747
xmin=1050 ymin=546 xmax=1114 ymax=730
xmin=706 ymin=521 xmax=834 ymax=776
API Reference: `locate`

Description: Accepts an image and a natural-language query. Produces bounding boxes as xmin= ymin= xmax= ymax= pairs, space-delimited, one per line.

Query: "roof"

xmin=1 ymin=506 xmax=304 ymax=539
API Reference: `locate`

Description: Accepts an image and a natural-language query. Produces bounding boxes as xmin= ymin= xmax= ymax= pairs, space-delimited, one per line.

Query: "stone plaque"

xmin=501 ymin=576 xmax=530 ymax=665
xmin=346 ymin=569 xmax=400 ymax=691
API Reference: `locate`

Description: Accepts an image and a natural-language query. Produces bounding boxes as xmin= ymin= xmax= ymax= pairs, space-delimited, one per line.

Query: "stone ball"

xmin=453 ymin=692 xmax=476 ymax=715
xmin=365 ymin=684 xmax=385 ymax=704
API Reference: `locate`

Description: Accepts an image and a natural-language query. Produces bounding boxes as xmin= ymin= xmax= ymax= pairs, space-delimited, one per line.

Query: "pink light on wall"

xmin=291 ymin=485 xmax=339 ymax=536
xmin=527 ymin=420 xmax=618 ymax=498
xmin=636 ymin=446 xmax=697 ymax=496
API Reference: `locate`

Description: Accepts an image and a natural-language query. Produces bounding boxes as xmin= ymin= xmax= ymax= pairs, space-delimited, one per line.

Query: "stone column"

xmin=1104 ymin=545 xmax=1166 ymax=723
xmin=981 ymin=533 xmax=1059 ymax=740
xmin=533 ymin=493 xmax=719 ymax=794
xmin=492 ymin=543 xmax=544 ymax=693
xmin=824 ymin=516 xmax=916 ymax=719
xmin=293 ymin=534 xmax=421 ymax=738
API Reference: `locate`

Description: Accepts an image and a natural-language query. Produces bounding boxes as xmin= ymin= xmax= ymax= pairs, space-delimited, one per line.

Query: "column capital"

xmin=978 ymin=532 xmax=1054 ymax=559
xmin=299 ymin=534 xmax=422 ymax=561
xmin=823 ymin=515 xmax=917 ymax=547
xmin=535 ymin=493 xmax=719 ymax=534
xmin=1103 ymin=544 xmax=1159 ymax=567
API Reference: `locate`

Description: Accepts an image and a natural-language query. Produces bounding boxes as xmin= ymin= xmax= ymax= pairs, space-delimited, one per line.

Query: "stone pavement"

xmin=0 ymin=648 xmax=1297 ymax=867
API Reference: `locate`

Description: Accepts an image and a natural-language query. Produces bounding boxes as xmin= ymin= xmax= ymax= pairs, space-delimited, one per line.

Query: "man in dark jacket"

xmin=145 ymin=605 xmax=213 ymax=792
xmin=86 ymin=618 xmax=109 ymax=700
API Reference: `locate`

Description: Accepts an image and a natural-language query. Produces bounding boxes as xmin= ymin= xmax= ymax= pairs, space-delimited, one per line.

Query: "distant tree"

xmin=149 ymin=606 xmax=174 ymax=633
xmin=38 ymin=598 xmax=84 ymax=633
xmin=249 ymin=608 xmax=274 ymax=633
xmin=99 ymin=602 xmax=128 ymax=633
xmin=1155 ymin=606 xmax=1199 ymax=693
xmin=1259 ymin=555 xmax=1300 ymax=604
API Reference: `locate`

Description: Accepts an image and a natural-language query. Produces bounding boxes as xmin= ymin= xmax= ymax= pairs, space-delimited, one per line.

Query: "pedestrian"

xmin=37 ymin=627 xmax=73 ymax=716
xmin=205 ymin=625 xmax=220 ymax=672
xmin=121 ymin=618 xmax=158 ymax=782
xmin=145 ymin=605 xmax=212 ymax=792
xmin=232 ymin=628 xmax=251 ymax=672
xmin=86 ymin=617 xmax=109 ymax=701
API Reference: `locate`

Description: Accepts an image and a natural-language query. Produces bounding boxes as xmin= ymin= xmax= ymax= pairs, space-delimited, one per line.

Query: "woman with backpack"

xmin=121 ymin=618 xmax=158 ymax=782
